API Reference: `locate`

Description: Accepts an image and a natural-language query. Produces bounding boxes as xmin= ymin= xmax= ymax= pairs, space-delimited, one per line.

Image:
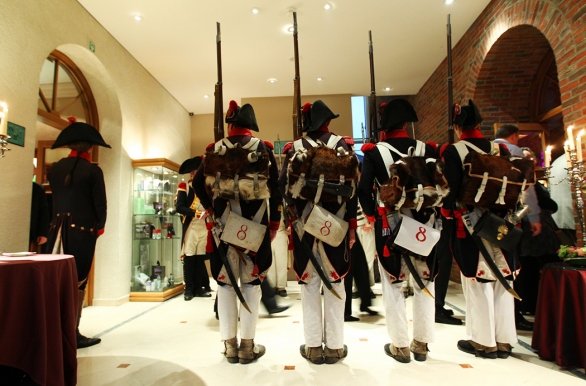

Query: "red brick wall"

xmin=414 ymin=0 xmax=586 ymax=281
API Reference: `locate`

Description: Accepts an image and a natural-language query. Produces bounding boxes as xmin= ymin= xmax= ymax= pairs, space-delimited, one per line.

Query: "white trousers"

xmin=380 ymin=260 xmax=435 ymax=348
xmin=218 ymin=283 xmax=261 ymax=340
xmin=356 ymin=227 xmax=376 ymax=286
xmin=301 ymin=263 xmax=346 ymax=349
xmin=268 ymin=229 xmax=289 ymax=289
xmin=461 ymin=273 xmax=517 ymax=347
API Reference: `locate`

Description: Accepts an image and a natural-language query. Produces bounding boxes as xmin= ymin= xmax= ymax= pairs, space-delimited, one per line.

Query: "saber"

xmin=471 ymin=234 xmax=522 ymax=300
xmin=208 ymin=217 xmax=252 ymax=313
xmin=285 ymin=205 xmax=342 ymax=300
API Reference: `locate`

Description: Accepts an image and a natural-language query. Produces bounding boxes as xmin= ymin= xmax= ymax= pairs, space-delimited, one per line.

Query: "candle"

xmin=565 ymin=141 xmax=572 ymax=167
xmin=544 ymin=145 xmax=552 ymax=168
xmin=567 ymin=125 xmax=575 ymax=150
xmin=577 ymin=130 xmax=585 ymax=162
xmin=0 ymin=102 xmax=7 ymax=136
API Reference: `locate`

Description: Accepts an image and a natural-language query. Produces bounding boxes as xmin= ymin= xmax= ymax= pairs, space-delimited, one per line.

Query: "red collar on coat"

xmin=68 ymin=150 xmax=91 ymax=162
xmin=316 ymin=125 xmax=330 ymax=132
xmin=228 ymin=128 xmax=252 ymax=136
xmin=381 ymin=129 xmax=410 ymax=140
xmin=459 ymin=129 xmax=484 ymax=140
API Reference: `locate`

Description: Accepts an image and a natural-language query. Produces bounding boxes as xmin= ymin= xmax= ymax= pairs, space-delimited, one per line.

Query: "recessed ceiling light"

xmin=268 ymin=78 xmax=277 ymax=83
xmin=317 ymin=77 xmax=323 ymax=81
xmin=286 ymin=25 xmax=294 ymax=33
xmin=444 ymin=0 xmax=454 ymax=4
xmin=324 ymin=3 xmax=331 ymax=10
xmin=384 ymin=87 xmax=393 ymax=92
xmin=134 ymin=14 xmax=143 ymax=21
xmin=204 ymin=95 xmax=209 ymax=98
xmin=252 ymin=7 xmax=260 ymax=14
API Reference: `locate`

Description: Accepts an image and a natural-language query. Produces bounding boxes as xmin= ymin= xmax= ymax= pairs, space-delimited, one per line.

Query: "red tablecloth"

xmin=0 ymin=254 xmax=77 ymax=386
xmin=531 ymin=262 xmax=586 ymax=370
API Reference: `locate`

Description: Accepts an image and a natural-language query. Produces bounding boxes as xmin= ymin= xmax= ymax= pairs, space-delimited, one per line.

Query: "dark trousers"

xmin=184 ymin=255 xmax=207 ymax=293
xmin=434 ymin=218 xmax=453 ymax=312
xmin=515 ymin=253 xmax=560 ymax=315
xmin=344 ymin=235 xmax=371 ymax=315
xmin=261 ymin=279 xmax=278 ymax=311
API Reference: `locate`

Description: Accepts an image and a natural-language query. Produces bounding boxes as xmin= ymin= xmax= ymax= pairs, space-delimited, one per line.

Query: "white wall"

xmin=0 ymin=0 xmax=191 ymax=305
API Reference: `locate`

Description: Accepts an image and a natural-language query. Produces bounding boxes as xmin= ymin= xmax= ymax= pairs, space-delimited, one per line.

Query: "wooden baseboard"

xmin=129 ymin=284 xmax=184 ymax=302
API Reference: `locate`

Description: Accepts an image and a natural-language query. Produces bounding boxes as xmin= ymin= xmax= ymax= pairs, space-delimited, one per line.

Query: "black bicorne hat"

xmin=179 ymin=156 xmax=203 ymax=174
xmin=453 ymin=99 xmax=482 ymax=127
xmin=225 ymin=100 xmax=259 ymax=132
xmin=52 ymin=122 xmax=111 ymax=149
xmin=302 ymin=100 xmax=339 ymax=132
xmin=378 ymin=98 xmax=418 ymax=132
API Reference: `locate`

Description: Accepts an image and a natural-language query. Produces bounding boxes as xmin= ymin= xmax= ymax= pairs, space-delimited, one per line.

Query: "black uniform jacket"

xmin=175 ymin=180 xmax=197 ymax=239
xmin=278 ymin=130 xmax=357 ymax=283
xmin=441 ymin=133 xmax=518 ymax=278
xmin=358 ymin=135 xmax=437 ymax=280
xmin=46 ymin=153 xmax=107 ymax=282
xmin=193 ymin=134 xmax=281 ymax=285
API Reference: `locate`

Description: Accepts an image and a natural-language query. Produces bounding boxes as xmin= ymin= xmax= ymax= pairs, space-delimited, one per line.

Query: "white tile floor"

xmin=77 ymin=281 xmax=585 ymax=386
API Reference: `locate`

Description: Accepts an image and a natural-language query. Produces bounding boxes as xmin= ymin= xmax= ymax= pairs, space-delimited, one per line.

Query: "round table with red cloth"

xmin=0 ymin=254 xmax=78 ymax=386
xmin=531 ymin=262 xmax=586 ymax=371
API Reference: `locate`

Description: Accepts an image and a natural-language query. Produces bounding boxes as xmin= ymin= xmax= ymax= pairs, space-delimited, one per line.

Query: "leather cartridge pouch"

xmin=221 ymin=212 xmax=267 ymax=253
xmin=473 ymin=211 xmax=522 ymax=252
xmin=303 ymin=205 xmax=349 ymax=247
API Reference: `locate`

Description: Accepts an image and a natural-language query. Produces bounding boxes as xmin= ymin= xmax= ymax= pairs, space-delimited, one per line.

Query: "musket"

xmin=292 ymin=12 xmax=302 ymax=139
xmin=284 ymin=205 xmax=342 ymax=300
xmin=368 ymin=30 xmax=377 ymax=143
xmin=361 ymin=123 xmax=366 ymax=144
xmin=277 ymin=134 xmax=283 ymax=170
xmin=446 ymin=15 xmax=454 ymax=144
xmin=207 ymin=216 xmax=252 ymax=313
xmin=214 ymin=22 xmax=225 ymax=142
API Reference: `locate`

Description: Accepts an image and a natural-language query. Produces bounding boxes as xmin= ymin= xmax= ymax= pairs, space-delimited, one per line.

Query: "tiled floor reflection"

xmin=77 ymin=281 xmax=585 ymax=385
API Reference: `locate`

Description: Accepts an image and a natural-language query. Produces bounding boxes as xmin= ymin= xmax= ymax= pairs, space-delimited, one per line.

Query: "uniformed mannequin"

xmin=358 ymin=99 xmax=437 ymax=363
xmin=193 ymin=101 xmax=281 ymax=364
xmin=441 ymin=100 xmax=517 ymax=359
xmin=278 ymin=100 xmax=358 ymax=365
xmin=45 ymin=119 xmax=109 ymax=349
xmin=176 ymin=156 xmax=211 ymax=300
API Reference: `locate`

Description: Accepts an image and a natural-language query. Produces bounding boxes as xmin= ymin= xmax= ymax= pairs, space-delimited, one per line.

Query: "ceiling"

xmin=77 ymin=0 xmax=491 ymax=115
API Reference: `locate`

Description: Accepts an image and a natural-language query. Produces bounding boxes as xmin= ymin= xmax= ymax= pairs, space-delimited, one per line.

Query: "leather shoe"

xmin=268 ymin=304 xmax=290 ymax=315
xmin=194 ymin=290 xmax=212 ymax=298
xmin=184 ymin=289 xmax=194 ymax=301
xmin=440 ymin=307 xmax=454 ymax=316
xmin=360 ymin=306 xmax=379 ymax=316
xmin=344 ymin=315 xmax=359 ymax=322
xmin=435 ymin=312 xmax=463 ymax=325
xmin=457 ymin=340 xmax=497 ymax=359
xmin=515 ymin=319 xmax=534 ymax=331
xmin=77 ymin=334 xmax=101 ymax=349
xmin=277 ymin=289 xmax=288 ymax=297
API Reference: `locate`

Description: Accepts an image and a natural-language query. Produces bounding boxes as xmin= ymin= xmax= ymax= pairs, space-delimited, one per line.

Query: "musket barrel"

xmin=215 ymin=22 xmax=224 ymax=141
xmin=292 ymin=12 xmax=302 ymax=139
xmin=447 ymin=14 xmax=454 ymax=144
xmin=368 ymin=30 xmax=377 ymax=143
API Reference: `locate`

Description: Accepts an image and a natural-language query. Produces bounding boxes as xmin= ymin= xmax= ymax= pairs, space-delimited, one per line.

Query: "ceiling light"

xmin=384 ymin=87 xmax=393 ymax=92
xmin=444 ymin=0 xmax=454 ymax=4
xmin=268 ymin=78 xmax=277 ymax=83
xmin=204 ymin=95 xmax=209 ymax=98
xmin=324 ymin=3 xmax=331 ymax=10
xmin=317 ymin=77 xmax=323 ymax=81
xmin=252 ymin=7 xmax=260 ymax=14
xmin=134 ymin=14 xmax=143 ymax=21
xmin=286 ymin=25 xmax=294 ymax=33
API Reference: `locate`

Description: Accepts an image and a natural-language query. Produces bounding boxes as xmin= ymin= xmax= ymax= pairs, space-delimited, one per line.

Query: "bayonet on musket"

xmin=214 ymin=22 xmax=225 ymax=142
xmin=292 ymin=12 xmax=302 ymax=139
xmin=446 ymin=15 xmax=454 ymax=144
xmin=368 ymin=30 xmax=377 ymax=143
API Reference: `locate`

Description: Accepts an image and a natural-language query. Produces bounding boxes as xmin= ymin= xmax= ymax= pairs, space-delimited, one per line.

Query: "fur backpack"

xmin=454 ymin=140 xmax=535 ymax=209
xmin=203 ymin=137 xmax=270 ymax=201
xmin=287 ymin=135 xmax=359 ymax=203
xmin=374 ymin=141 xmax=449 ymax=211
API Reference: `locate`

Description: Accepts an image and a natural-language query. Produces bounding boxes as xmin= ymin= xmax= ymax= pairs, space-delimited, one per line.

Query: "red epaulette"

xmin=283 ymin=142 xmax=293 ymax=154
xmin=342 ymin=136 xmax=354 ymax=146
xmin=362 ymin=143 xmax=376 ymax=152
xmin=426 ymin=141 xmax=438 ymax=150
xmin=177 ymin=182 xmax=187 ymax=191
xmin=205 ymin=142 xmax=215 ymax=152
xmin=263 ymin=140 xmax=274 ymax=150
xmin=439 ymin=143 xmax=450 ymax=158
xmin=498 ymin=143 xmax=509 ymax=152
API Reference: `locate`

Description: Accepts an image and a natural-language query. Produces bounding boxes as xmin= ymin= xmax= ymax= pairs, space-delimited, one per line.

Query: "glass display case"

xmin=130 ymin=158 xmax=185 ymax=301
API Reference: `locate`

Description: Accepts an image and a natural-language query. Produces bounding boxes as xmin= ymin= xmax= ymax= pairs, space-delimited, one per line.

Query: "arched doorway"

xmin=474 ymin=25 xmax=563 ymax=165
xmin=35 ymin=49 xmax=101 ymax=305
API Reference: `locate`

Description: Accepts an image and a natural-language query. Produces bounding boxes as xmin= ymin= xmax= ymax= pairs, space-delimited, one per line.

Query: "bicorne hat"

xmin=301 ymin=100 xmax=339 ymax=132
xmin=378 ymin=98 xmax=418 ymax=131
xmin=225 ymin=100 xmax=259 ymax=132
xmin=52 ymin=122 xmax=111 ymax=149
xmin=179 ymin=156 xmax=203 ymax=174
xmin=453 ymin=99 xmax=482 ymax=127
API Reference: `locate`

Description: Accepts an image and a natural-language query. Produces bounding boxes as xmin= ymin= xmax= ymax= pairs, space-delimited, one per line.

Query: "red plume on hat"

xmin=225 ymin=100 xmax=259 ymax=131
